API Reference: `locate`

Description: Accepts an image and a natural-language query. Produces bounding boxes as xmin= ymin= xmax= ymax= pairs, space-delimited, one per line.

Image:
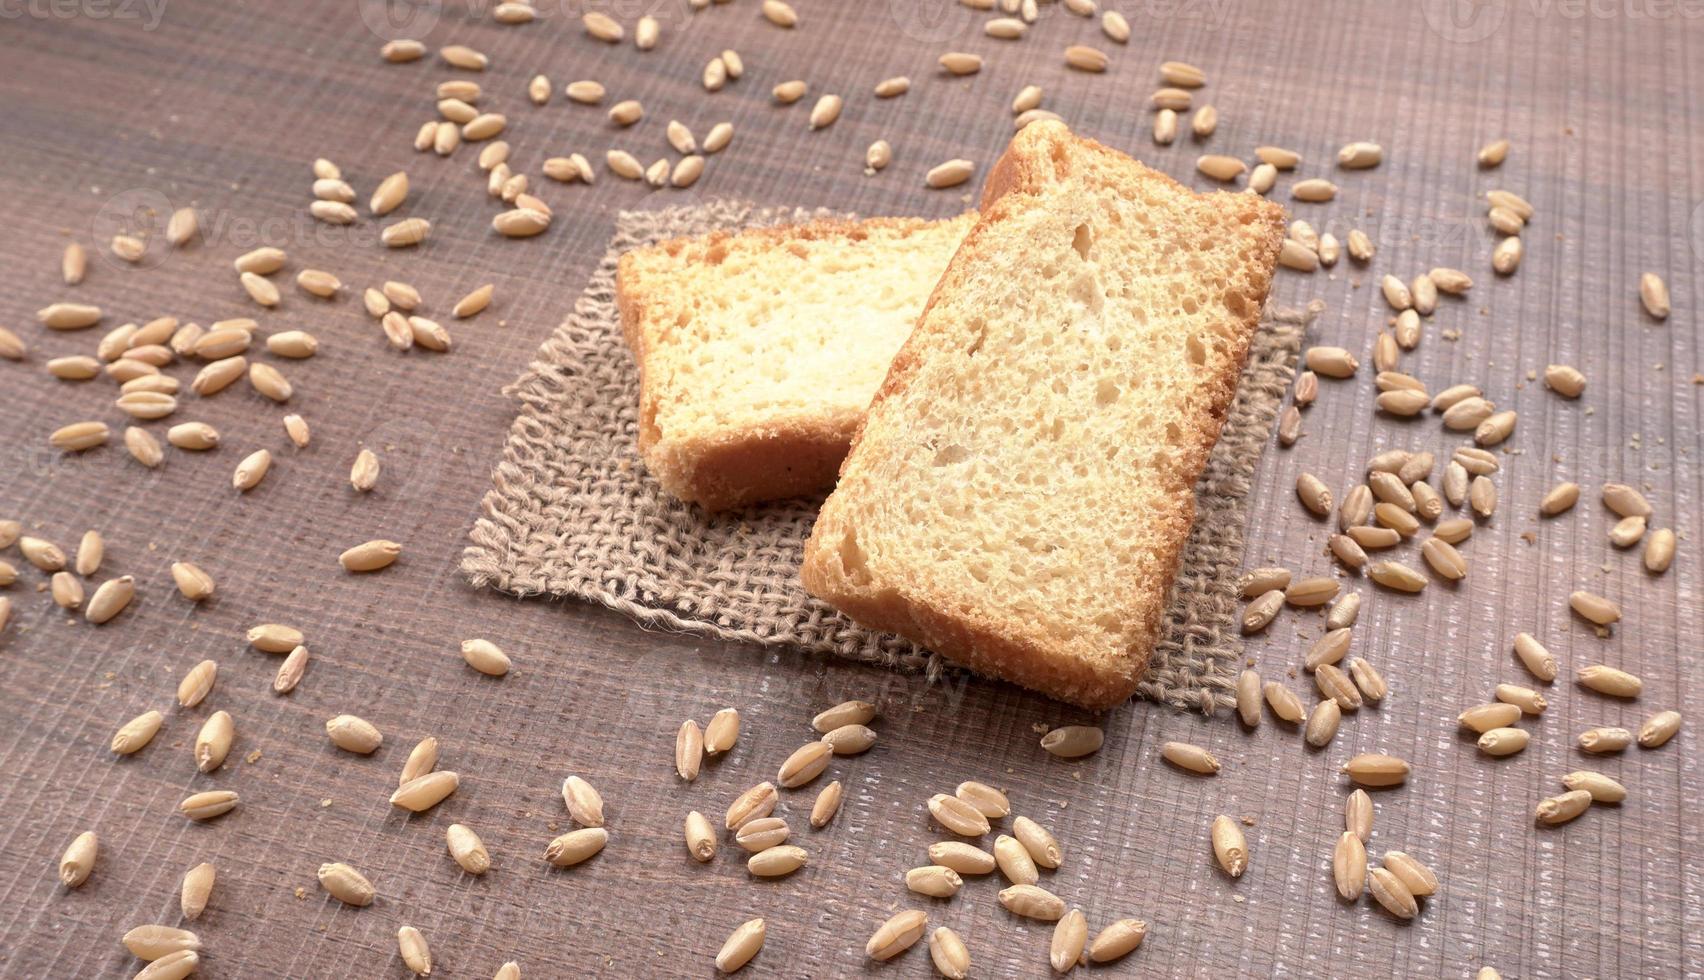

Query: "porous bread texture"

xmin=802 ymin=121 xmax=1286 ymax=709
xmin=617 ymin=212 xmax=978 ymax=511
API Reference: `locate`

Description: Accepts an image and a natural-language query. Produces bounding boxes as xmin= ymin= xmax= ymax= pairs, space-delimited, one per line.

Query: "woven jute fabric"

xmin=462 ymin=201 xmax=1317 ymax=712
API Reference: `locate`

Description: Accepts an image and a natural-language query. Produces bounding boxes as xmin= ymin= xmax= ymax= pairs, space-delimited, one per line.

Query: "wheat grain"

xmin=929 ymin=793 xmax=991 ymax=836
xmin=676 ymin=719 xmax=705 ymax=781
xmin=1010 ymin=815 xmax=1061 ymax=869
xmin=180 ymin=862 xmax=214 ymax=919
xmin=747 ymin=844 xmax=807 ymax=877
xmin=1040 ymin=724 xmax=1103 ymax=757
xmin=59 ymin=831 xmax=97 ymax=887
xmin=1478 ymin=727 xmax=1530 ymax=756
xmin=1535 ymin=790 xmax=1592 ymax=825
xmin=180 ymin=790 xmax=239 ymax=821
xmin=684 ymin=810 xmax=717 ymax=862
xmin=123 ymin=926 xmax=201 ymax=962
xmin=1478 ymin=139 xmax=1509 ymax=167
xmin=317 ymin=862 xmax=374 ymax=906
xmin=1291 ymin=178 xmax=1337 ymax=202
xmin=339 ymin=539 xmax=400 ymax=573
xmin=1316 ymin=663 xmax=1362 ymax=711
xmin=392 ymin=771 xmax=460 ymax=812
xmin=867 ymin=910 xmax=927 ymax=960
xmin=1644 ymin=528 xmax=1675 ymax=573
xmin=726 ymin=782 xmax=778 ymax=830
xmin=1089 ymin=919 xmax=1147 ymax=963
xmin=1242 ymin=588 xmax=1284 ymax=633
xmin=1305 ymin=628 xmax=1352 ymax=671
xmin=49 ymin=571 xmax=83 ymax=610
xmin=1159 ymin=59 xmax=1206 ymax=86
xmin=1569 ymin=590 xmax=1621 ymax=625
xmin=1279 ymin=238 xmax=1318 ymax=272
xmin=808 ymin=95 xmax=842 ymax=130
xmin=988 ymin=834 xmax=1037 ymax=886
xmin=929 ymin=840 xmax=997 ymax=875
xmin=729 ymin=818 xmax=787 ymax=855
xmin=928 ymin=927 xmax=970 ymax=979
xmin=1368 ymin=866 xmax=1418 ymax=919
xmin=1333 ymin=830 xmax=1367 ymax=899
xmin=1492 ymin=236 xmax=1523 ymax=274
xmin=1639 ymin=272 xmax=1670 ymax=320
xmin=1236 ymin=669 xmax=1263 ymax=727
xmin=1304 ymin=698 xmax=1341 ymax=747
xmin=1197 ymin=155 xmax=1246 ymax=181
xmin=1050 ymin=909 xmax=1088 ymax=972
xmin=1296 ymin=472 xmax=1333 ymax=515
xmin=194 ymin=710 xmax=233 ymax=772
xmin=544 ymin=827 xmax=608 ymax=867
xmin=1601 ymin=482 xmax=1652 ymax=518
xmin=1210 ymin=815 xmax=1247 ymax=877
xmin=1327 ymin=591 xmax=1361 ymax=631
xmin=704 ymin=123 xmax=734 ymax=153
xmin=1305 ymin=346 xmax=1357 ymax=377
xmin=1342 ymin=754 xmax=1410 ymax=787
xmin=1635 ymin=709 xmax=1681 ymax=749
xmin=799 ymin=780 xmax=841 ymax=830
xmin=1577 ymin=664 xmax=1642 ymax=698
xmin=1065 ymin=45 xmax=1108 ymax=71
xmin=381 ymin=39 xmax=424 ymax=62
xmin=716 ymin=918 xmax=766 ymax=973
xmin=398 ymin=736 xmax=438 ymax=787
xmin=1153 ymin=108 xmax=1179 ymax=146
xmin=1562 ymin=770 xmax=1626 ymax=802
xmin=84 ymin=575 xmax=134 ymax=624
xmin=326 ymin=714 xmax=382 ymax=753
xmin=1287 ymin=577 xmax=1339 ymax=607
xmin=926 ymin=160 xmax=975 ymax=188
xmin=1001 ymin=883 xmax=1067 ymax=920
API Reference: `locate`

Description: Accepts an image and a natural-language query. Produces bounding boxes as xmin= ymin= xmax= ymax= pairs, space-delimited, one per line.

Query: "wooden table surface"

xmin=1 ymin=1 xmax=1700 ymax=977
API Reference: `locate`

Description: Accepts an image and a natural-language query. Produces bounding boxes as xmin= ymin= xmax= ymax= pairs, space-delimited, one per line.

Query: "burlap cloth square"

xmin=462 ymin=200 xmax=1319 ymax=712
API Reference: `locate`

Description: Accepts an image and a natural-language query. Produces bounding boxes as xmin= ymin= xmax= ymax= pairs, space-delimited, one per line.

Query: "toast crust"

xmin=617 ymin=213 xmax=976 ymax=511
xmin=802 ymin=122 xmax=1286 ymax=709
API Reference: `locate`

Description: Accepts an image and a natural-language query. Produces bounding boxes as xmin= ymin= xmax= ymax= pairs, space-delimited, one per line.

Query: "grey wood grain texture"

xmin=0 ymin=0 xmax=1700 ymax=976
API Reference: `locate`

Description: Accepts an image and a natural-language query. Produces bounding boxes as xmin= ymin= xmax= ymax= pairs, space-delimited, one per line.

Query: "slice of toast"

xmin=617 ymin=212 xmax=977 ymax=511
xmin=801 ymin=122 xmax=1286 ymax=709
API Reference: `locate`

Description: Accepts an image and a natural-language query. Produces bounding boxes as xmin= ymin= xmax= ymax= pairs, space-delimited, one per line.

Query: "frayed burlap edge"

xmin=462 ymin=200 xmax=1318 ymax=712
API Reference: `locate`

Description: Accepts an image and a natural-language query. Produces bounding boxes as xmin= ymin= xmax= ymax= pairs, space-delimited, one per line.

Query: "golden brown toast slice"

xmin=617 ymin=212 xmax=977 ymax=511
xmin=801 ymin=122 xmax=1285 ymax=708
